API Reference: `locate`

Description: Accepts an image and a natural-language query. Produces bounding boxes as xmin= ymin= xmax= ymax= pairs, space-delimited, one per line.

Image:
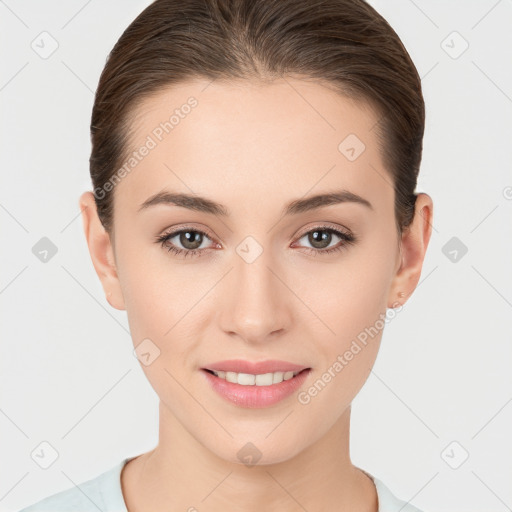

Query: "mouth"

xmin=202 ymin=367 xmax=311 ymax=386
xmin=201 ymin=366 xmax=312 ymax=408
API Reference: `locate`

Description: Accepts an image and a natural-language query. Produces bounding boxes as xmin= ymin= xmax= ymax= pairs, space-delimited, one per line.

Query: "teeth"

xmin=210 ymin=370 xmax=302 ymax=386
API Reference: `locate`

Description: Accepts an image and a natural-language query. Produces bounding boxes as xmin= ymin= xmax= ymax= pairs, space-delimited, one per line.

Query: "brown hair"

xmin=90 ymin=0 xmax=424 ymax=237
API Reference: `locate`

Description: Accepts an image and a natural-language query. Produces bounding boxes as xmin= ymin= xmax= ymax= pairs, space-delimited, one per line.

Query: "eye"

xmin=155 ymin=227 xmax=218 ymax=259
xmin=292 ymin=224 xmax=356 ymax=256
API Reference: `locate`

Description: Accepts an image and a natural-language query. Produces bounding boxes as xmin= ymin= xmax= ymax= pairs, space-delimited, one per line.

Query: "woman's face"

xmin=96 ymin=77 xmax=406 ymax=464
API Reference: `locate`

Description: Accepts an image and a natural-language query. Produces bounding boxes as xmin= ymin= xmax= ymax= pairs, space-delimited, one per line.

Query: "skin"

xmin=79 ymin=77 xmax=433 ymax=511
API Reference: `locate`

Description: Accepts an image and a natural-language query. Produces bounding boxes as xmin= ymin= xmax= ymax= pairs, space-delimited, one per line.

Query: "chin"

xmin=206 ymin=435 xmax=307 ymax=468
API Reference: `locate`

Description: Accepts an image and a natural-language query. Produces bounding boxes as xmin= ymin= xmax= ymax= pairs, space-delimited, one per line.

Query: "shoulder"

xmin=361 ymin=468 xmax=427 ymax=512
xmin=17 ymin=459 xmax=128 ymax=512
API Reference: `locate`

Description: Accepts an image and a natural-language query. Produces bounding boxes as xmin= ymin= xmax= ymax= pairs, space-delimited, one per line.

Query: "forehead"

xmin=115 ymin=77 xmax=392 ymax=216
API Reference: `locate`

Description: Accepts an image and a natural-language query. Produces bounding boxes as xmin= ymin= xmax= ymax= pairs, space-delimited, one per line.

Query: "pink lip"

xmin=202 ymin=359 xmax=309 ymax=374
xmin=201 ymin=367 xmax=312 ymax=408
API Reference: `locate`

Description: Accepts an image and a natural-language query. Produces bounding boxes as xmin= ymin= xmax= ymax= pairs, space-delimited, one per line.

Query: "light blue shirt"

xmin=18 ymin=457 xmax=425 ymax=512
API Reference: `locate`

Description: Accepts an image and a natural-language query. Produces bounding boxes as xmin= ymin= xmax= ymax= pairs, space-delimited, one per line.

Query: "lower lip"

xmin=201 ymin=368 xmax=311 ymax=408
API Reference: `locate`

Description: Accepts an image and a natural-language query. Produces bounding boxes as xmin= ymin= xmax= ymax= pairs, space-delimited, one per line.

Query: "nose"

xmin=219 ymin=246 xmax=292 ymax=344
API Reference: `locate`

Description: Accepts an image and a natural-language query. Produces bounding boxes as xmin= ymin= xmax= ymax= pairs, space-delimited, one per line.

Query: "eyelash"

xmin=155 ymin=224 xmax=356 ymax=259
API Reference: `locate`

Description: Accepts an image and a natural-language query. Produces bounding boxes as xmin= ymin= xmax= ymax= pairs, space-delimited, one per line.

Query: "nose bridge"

xmin=220 ymin=238 xmax=290 ymax=342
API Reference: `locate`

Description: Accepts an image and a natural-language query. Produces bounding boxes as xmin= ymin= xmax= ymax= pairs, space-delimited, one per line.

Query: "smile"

xmin=202 ymin=368 xmax=312 ymax=408
xmin=205 ymin=369 xmax=303 ymax=386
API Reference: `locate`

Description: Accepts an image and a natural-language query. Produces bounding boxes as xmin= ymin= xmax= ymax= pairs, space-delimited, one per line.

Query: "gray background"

xmin=1 ymin=1 xmax=511 ymax=511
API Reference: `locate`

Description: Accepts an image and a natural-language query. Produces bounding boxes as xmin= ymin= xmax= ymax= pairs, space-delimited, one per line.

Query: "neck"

xmin=121 ymin=402 xmax=378 ymax=512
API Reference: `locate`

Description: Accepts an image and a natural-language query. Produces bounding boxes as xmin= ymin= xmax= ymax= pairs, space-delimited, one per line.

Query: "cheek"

xmin=328 ymin=261 xmax=392 ymax=338
xmin=116 ymin=251 xmax=200 ymax=404
xmin=296 ymin=240 xmax=395 ymax=338
xmin=114 ymin=240 xmax=186 ymax=350
xmin=296 ymin=232 xmax=396 ymax=380
xmin=115 ymin=240 xmax=211 ymax=378
xmin=294 ymin=257 xmax=393 ymax=422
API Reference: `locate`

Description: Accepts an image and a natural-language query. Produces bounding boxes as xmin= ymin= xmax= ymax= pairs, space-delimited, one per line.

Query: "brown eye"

xmin=308 ymin=229 xmax=334 ymax=249
xmin=177 ymin=230 xmax=204 ymax=250
xmin=156 ymin=228 xmax=216 ymax=258
xmin=294 ymin=225 xmax=356 ymax=256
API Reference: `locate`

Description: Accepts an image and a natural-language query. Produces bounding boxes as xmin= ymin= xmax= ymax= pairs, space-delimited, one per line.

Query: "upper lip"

xmin=202 ymin=359 xmax=310 ymax=374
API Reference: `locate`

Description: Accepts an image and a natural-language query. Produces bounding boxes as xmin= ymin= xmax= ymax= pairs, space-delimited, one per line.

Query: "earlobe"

xmin=387 ymin=193 xmax=434 ymax=308
xmin=78 ymin=191 xmax=126 ymax=311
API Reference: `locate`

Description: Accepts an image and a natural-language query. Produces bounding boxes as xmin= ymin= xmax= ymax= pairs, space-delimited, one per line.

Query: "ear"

xmin=388 ymin=192 xmax=434 ymax=307
xmin=79 ymin=191 xmax=126 ymax=310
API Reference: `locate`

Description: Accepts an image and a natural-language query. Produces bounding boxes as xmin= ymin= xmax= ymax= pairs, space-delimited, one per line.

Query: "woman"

xmin=20 ymin=0 xmax=433 ymax=510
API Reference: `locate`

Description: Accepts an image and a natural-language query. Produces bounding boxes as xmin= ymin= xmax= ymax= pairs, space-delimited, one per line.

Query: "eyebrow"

xmin=138 ymin=188 xmax=373 ymax=217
